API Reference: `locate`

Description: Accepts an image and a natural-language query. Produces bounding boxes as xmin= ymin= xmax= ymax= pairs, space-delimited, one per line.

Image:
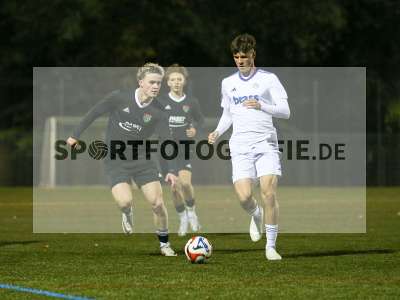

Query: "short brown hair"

xmin=165 ymin=64 xmax=189 ymax=81
xmin=230 ymin=33 xmax=256 ymax=54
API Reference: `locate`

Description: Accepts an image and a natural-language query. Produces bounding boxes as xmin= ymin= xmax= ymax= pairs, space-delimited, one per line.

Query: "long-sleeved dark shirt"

xmin=156 ymin=93 xmax=205 ymax=141
xmin=72 ymin=89 xmax=176 ymax=172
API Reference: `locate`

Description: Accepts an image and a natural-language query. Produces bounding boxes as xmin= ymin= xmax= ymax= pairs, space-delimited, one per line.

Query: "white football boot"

xmin=160 ymin=243 xmax=178 ymax=256
xmin=266 ymin=247 xmax=282 ymax=260
xmin=121 ymin=209 xmax=133 ymax=235
xmin=178 ymin=211 xmax=189 ymax=237
xmin=249 ymin=207 xmax=263 ymax=242
xmin=187 ymin=208 xmax=201 ymax=232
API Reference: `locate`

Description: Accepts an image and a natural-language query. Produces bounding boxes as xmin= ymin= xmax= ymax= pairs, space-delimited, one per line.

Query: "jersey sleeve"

xmin=260 ymin=74 xmax=290 ymax=119
xmin=269 ymin=74 xmax=288 ymax=100
xmin=72 ymin=90 xmax=123 ymax=139
xmin=220 ymin=80 xmax=230 ymax=109
xmin=190 ymin=97 xmax=205 ymax=133
xmin=215 ymin=107 xmax=233 ymax=136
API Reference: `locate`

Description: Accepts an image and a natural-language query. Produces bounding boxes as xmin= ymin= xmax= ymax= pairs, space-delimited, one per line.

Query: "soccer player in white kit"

xmin=208 ymin=34 xmax=290 ymax=260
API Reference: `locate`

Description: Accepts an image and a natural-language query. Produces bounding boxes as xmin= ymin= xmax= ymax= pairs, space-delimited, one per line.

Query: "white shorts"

xmin=231 ymin=151 xmax=282 ymax=183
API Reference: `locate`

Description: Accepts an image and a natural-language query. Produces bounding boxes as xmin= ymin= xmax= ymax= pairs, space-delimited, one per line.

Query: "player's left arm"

xmin=243 ymin=74 xmax=290 ymax=119
xmin=187 ymin=97 xmax=205 ymax=138
xmin=259 ymin=97 xmax=290 ymax=119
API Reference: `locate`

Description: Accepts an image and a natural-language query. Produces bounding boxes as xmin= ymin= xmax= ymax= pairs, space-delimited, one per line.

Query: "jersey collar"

xmin=135 ymin=88 xmax=152 ymax=108
xmin=238 ymin=68 xmax=258 ymax=82
xmin=168 ymin=92 xmax=186 ymax=103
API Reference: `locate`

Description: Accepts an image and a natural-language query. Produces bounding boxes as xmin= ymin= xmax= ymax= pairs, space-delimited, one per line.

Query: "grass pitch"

xmin=0 ymin=187 xmax=399 ymax=299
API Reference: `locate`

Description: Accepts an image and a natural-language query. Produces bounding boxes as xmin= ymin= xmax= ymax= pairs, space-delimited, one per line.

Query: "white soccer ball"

xmin=184 ymin=236 xmax=212 ymax=263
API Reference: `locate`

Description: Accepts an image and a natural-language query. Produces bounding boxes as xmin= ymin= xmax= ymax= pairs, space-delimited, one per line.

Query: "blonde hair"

xmin=136 ymin=63 xmax=165 ymax=81
xmin=165 ymin=64 xmax=189 ymax=81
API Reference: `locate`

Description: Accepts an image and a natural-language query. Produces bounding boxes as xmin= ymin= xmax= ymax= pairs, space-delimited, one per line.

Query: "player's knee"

xmin=237 ymin=190 xmax=252 ymax=203
xmin=239 ymin=196 xmax=254 ymax=210
xmin=261 ymin=187 xmax=275 ymax=200
xmin=262 ymin=191 xmax=277 ymax=207
xmin=152 ymin=198 xmax=165 ymax=215
xmin=115 ymin=196 xmax=132 ymax=208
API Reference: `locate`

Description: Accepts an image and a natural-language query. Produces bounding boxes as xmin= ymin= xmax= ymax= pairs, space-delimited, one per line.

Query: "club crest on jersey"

xmin=233 ymin=94 xmax=260 ymax=104
xmin=143 ymin=113 xmax=152 ymax=123
xmin=182 ymin=105 xmax=190 ymax=113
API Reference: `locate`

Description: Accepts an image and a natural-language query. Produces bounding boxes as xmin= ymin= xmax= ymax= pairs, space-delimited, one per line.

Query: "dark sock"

xmin=240 ymin=198 xmax=257 ymax=215
xmin=121 ymin=206 xmax=132 ymax=214
xmin=185 ymin=198 xmax=195 ymax=208
xmin=156 ymin=229 xmax=169 ymax=244
xmin=175 ymin=203 xmax=186 ymax=213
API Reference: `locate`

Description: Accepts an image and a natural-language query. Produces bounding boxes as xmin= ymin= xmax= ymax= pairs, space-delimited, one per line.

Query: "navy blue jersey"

xmin=72 ymin=89 xmax=176 ymax=172
xmin=156 ymin=93 xmax=205 ymax=141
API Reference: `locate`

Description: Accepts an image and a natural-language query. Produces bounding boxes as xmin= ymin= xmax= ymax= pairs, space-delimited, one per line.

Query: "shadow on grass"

xmin=170 ymin=248 xmax=397 ymax=257
xmin=0 ymin=240 xmax=43 ymax=248
xmin=148 ymin=248 xmax=265 ymax=256
xmin=285 ymin=249 xmax=397 ymax=258
xmin=211 ymin=248 xmax=264 ymax=254
xmin=148 ymin=250 xmax=186 ymax=256
xmin=124 ymin=248 xmax=399 ymax=258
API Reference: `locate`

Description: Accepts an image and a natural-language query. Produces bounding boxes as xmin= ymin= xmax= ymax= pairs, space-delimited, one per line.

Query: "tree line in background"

xmin=0 ymin=0 xmax=399 ymax=184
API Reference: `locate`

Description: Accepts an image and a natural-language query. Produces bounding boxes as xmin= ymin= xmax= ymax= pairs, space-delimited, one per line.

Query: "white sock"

xmin=178 ymin=210 xmax=187 ymax=220
xmin=251 ymin=205 xmax=262 ymax=221
xmin=265 ymin=224 xmax=278 ymax=249
xmin=186 ymin=206 xmax=196 ymax=216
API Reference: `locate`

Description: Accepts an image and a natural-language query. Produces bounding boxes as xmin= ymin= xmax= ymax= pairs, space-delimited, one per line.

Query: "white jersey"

xmin=220 ymin=68 xmax=287 ymax=152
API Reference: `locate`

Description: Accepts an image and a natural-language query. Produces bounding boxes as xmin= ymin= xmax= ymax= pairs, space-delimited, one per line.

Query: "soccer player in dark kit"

xmin=157 ymin=64 xmax=205 ymax=236
xmin=67 ymin=63 xmax=178 ymax=256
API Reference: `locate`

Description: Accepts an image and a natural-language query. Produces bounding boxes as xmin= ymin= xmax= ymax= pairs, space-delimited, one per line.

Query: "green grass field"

xmin=0 ymin=187 xmax=399 ymax=299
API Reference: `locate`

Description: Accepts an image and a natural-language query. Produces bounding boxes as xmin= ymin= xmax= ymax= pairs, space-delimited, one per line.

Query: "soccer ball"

xmin=184 ymin=236 xmax=212 ymax=264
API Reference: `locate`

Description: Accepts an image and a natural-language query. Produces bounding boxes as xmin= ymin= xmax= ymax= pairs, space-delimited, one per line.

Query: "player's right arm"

xmin=208 ymin=81 xmax=232 ymax=144
xmin=67 ymin=90 xmax=122 ymax=143
xmin=208 ymin=108 xmax=232 ymax=144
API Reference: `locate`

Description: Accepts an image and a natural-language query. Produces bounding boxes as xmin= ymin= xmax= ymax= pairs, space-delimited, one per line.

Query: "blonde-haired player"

xmin=67 ymin=63 xmax=178 ymax=256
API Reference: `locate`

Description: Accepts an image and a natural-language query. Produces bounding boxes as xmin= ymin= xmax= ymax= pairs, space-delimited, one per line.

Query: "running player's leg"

xmin=234 ymin=179 xmax=263 ymax=242
xmin=259 ymin=175 xmax=281 ymax=260
xmin=141 ymin=181 xmax=177 ymax=256
xmin=232 ymin=153 xmax=263 ymax=242
xmin=171 ymin=179 xmax=185 ymax=211
xmin=141 ymin=181 xmax=168 ymax=232
xmin=233 ymin=178 xmax=255 ymax=211
xmin=179 ymin=169 xmax=200 ymax=232
xmin=179 ymin=170 xmax=194 ymax=203
xmin=260 ymin=175 xmax=279 ymax=225
xmin=160 ymin=157 xmax=188 ymax=235
xmin=170 ymin=179 xmax=189 ymax=236
xmin=111 ymin=182 xmax=134 ymax=234
xmin=256 ymin=152 xmax=282 ymax=260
